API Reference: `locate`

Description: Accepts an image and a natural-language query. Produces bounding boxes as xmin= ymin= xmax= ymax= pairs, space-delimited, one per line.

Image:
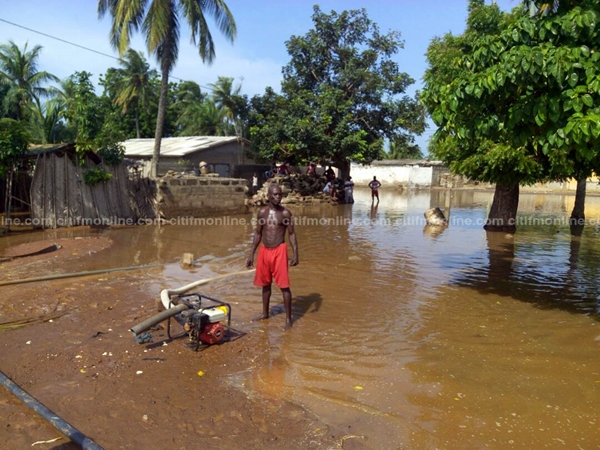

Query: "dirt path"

xmin=0 ymin=238 xmax=348 ymax=450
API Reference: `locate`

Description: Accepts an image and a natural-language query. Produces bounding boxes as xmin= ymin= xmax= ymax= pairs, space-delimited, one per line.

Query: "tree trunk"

xmin=570 ymin=177 xmax=586 ymax=232
xmin=4 ymin=168 xmax=13 ymax=230
xmin=135 ymin=110 xmax=141 ymax=139
xmin=483 ymin=181 xmax=519 ymax=233
xmin=151 ymin=66 xmax=170 ymax=178
xmin=335 ymin=158 xmax=350 ymax=180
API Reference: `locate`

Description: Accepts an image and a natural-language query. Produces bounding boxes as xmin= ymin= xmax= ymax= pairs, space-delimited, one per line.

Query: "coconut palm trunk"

xmin=151 ymin=65 xmax=170 ymax=178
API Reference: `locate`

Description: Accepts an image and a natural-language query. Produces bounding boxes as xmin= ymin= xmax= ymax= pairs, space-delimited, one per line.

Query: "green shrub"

xmin=97 ymin=143 xmax=125 ymax=166
xmin=84 ymin=167 xmax=113 ymax=186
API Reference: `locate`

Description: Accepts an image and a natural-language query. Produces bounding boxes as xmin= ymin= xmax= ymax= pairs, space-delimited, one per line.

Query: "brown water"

xmin=2 ymin=188 xmax=599 ymax=449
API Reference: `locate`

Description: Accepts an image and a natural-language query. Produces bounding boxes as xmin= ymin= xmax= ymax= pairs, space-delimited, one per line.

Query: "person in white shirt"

xmin=368 ymin=176 xmax=381 ymax=203
xmin=251 ymin=173 xmax=258 ymax=194
xmin=344 ymin=177 xmax=354 ymax=203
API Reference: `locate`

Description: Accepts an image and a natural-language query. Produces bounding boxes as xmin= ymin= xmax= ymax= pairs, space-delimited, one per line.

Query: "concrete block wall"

xmin=156 ymin=176 xmax=248 ymax=218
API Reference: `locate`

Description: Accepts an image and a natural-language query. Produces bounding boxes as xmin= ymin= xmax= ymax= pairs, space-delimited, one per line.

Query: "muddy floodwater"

xmin=2 ymin=187 xmax=599 ymax=449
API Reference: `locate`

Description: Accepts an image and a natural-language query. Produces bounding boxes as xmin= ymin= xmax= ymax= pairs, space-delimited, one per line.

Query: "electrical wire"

xmin=0 ymin=17 xmax=214 ymax=89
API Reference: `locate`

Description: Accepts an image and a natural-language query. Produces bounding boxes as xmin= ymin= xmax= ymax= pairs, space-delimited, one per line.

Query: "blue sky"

xmin=1 ymin=0 xmax=520 ymax=152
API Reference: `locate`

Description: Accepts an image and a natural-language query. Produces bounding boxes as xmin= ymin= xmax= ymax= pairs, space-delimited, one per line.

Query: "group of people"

xmin=264 ymin=162 xmax=292 ymax=180
xmin=319 ymin=165 xmax=355 ymax=203
xmin=246 ymin=170 xmax=382 ymax=330
xmin=323 ymin=176 xmax=355 ymax=204
xmin=323 ymin=172 xmax=381 ymax=205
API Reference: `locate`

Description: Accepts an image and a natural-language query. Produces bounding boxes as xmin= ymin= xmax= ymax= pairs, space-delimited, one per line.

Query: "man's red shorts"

xmin=254 ymin=243 xmax=290 ymax=288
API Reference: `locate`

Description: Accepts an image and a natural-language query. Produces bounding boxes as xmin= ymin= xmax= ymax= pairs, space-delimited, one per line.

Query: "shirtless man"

xmin=246 ymin=184 xmax=299 ymax=329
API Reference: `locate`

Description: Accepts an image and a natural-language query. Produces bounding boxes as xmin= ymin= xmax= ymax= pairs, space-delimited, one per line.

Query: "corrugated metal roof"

xmin=122 ymin=136 xmax=247 ymax=157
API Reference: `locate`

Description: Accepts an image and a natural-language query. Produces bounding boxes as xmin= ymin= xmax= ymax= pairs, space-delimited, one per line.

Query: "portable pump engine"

xmin=173 ymin=294 xmax=231 ymax=349
xmin=130 ymin=293 xmax=232 ymax=351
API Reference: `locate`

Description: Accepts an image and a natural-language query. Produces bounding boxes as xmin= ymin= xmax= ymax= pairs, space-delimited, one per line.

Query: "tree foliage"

xmin=109 ymin=49 xmax=156 ymax=138
xmin=248 ymin=6 xmax=426 ymax=176
xmin=422 ymin=0 xmax=600 ymax=184
xmin=0 ymin=118 xmax=29 ymax=177
xmin=98 ymin=0 xmax=237 ymax=178
xmin=382 ymin=139 xmax=423 ymax=160
xmin=0 ymin=41 xmax=59 ymax=121
xmin=421 ymin=0 xmax=600 ymax=231
xmin=209 ymin=76 xmax=246 ymax=136
xmin=62 ymin=71 xmax=104 ymax=154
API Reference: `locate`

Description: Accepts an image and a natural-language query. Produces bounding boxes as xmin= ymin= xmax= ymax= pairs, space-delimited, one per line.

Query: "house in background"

xmin=122 ymin=136 xmax=253 ymax=177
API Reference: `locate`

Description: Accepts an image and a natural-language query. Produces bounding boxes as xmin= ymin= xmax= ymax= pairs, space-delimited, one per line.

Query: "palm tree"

xmin=383 ymin=139 xmax=423 ymax=160
xmin=209 ymin=76 xmax=242 ymax=136
xmin=29 ymin=101 xmax=71 ymax=144
xmin=177 ymin=98 xmax=230 ymax=136
xmin=98 ymin=0 xmax=237 ymax=178
xmin=111 ymin=49 xmax=156 ymax=138
xmin=47 ymin=77 xmax=76 ymax=116
xmin=0 ymin=41 xmax=59 ymax=121
xmin=171 ymin=80 xmax=206 ymax=133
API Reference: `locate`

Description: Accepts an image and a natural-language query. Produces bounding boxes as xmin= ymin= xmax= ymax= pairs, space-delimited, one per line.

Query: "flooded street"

xmin=2 ymin=188 xmax=599 ymax=449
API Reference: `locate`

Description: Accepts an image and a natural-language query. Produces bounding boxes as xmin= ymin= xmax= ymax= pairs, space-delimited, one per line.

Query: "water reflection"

xmin=3 ymin=187 xmax=600 ymax=449
xmin=422 ymin=224 xmax=447 ymax=239
xmin=450 ymin=229 xmax=600 ymax=315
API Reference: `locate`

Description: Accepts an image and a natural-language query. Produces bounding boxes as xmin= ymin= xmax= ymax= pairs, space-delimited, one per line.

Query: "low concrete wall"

xmin=156 ymin=175 xmax=248 ymax=218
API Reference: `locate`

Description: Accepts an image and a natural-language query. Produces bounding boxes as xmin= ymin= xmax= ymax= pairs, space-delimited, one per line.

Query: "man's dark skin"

xmin=246 ymin=184 xmax=299 ymax=329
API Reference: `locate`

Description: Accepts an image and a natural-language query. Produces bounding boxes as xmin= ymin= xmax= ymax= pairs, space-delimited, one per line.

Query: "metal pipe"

xmin=0 ymin=370 xmax=104 ymax=450
xmin=130 ymin=303 xmax=189 ymax=336
xmin=0 ymin=263 xmax=165 ymax=287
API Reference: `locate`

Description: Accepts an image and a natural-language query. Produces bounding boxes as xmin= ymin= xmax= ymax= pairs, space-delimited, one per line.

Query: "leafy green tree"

xmin=249 ymin=6 xmax=426 ymax=179
xmin=62 ymin=71 xmax=103 ymax=153
xmin=0 ymin=118 xmax=29 ymax=177
xmin=247 ymin=87 xmax=297 ymax=160
xmin=0 ymin=41 xmax=58 ymax=121
xmin=0 ymin=118 xmax=30 ymax=220
xmin=522 ymin=0 xmax=600 ymax=226
xmin=421 ymin=0 xmax=600 ymax=232
xmin=98 ymin=0 xmax=237 ymax=178
xmin=109 ymin=49 xmax=156 ymax=138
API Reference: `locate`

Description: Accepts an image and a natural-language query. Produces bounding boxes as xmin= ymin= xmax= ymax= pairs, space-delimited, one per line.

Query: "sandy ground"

xmin=0 ymin=238 xmax=356 ymax=450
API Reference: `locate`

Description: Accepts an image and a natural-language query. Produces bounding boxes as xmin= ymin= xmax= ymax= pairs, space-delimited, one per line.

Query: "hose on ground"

xmin=0 ymin=370 xmax=104 ymax=450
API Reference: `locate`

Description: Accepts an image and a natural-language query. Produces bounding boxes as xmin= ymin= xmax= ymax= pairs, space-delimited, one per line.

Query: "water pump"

xmin=130 ymin=293 xmax=232 ymax=351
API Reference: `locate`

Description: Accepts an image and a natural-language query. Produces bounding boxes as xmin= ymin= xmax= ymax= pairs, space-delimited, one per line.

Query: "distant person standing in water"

xmin=251 ymin=172 xmax=258 ymax=195
xmin=369 ymin=176 xmax=381 ymax=203
xmin=344 ymin=176 xmax=355 ymax=203
xmin=246 ymin=184 xmax=299 ymax=329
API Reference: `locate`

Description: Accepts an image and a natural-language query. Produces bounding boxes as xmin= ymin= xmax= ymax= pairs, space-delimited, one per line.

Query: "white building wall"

xmin=409 ymin=166 xmax=434 ymax=186
xmin=350 ymin=164 xmax=434 ymax=188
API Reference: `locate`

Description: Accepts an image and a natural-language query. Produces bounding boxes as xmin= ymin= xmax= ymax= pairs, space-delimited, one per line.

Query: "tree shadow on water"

xmin=451 ymin=231 xmax=599 ymax=319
